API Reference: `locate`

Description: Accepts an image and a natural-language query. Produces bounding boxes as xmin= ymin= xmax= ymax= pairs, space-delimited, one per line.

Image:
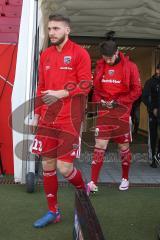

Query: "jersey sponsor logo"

xmin=101 ymin=79 xmax=121 ymax=84
xmin=60 ymin=66 xmax=73 ymax=70
xmin=108 ymin=69 xmax=115 ymax=75
xmin=64 ymin=56 xmax=72 ymax=64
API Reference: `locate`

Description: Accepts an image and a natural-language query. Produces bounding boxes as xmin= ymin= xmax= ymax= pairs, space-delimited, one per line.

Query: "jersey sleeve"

xmin=117 ymin=62 xmax=142 ymax=105
xmin=68 ymin=47 xmax=92 ymax=97
xmin=92 ymin=63 xmax=103 ymax=102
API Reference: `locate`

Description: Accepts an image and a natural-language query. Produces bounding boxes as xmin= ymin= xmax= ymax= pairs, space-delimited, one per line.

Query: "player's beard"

xmin=107 ymin=62 xmax=114 ymax=66
xmin=51 ymin=34 xmax=66 ymax=46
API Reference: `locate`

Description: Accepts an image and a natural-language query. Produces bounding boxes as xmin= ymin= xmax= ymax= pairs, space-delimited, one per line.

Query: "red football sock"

xmin=43 ymin=170 xmax=58 ymax=213
xmin=65 ymin=167 xmax=85 ymax=190
xmin=120 ymin=148 xmax=131 ymax=180
xmin=91 ymin=147 xmax=105 ymax=184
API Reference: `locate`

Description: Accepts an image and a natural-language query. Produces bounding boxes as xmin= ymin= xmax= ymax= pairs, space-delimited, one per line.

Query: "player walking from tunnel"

xmin=87 ymin=31 xmax=142 ymax=193
xmin=31 ymin=14 xmax=91 ymax=228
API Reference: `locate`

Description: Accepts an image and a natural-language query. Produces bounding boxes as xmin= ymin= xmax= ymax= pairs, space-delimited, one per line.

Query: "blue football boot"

xmin=33 ymin=210 xmax=61 ymax=228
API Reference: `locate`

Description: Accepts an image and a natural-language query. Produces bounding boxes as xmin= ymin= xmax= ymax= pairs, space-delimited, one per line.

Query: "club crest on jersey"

xmin=64 ymin=56 xmax=71 ymax=64
xmin=108 ymin=69 xmax=115 ymax=75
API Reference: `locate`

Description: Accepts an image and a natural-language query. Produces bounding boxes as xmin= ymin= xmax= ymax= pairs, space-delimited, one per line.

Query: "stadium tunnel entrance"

xmin=38 ymin=0 xmax=160 ymax=141
xmin=12 ymin=1 xmax=160 ymax=183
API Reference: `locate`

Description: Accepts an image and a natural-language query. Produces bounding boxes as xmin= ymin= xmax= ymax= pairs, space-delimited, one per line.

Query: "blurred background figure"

xmin=142 ymin=63 xmax=160 ymax=168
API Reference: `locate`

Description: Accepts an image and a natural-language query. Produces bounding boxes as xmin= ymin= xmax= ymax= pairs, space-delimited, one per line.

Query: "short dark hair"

xmin=48 ymin=14 xmax=71 ymax=27
xmin=100 ymin=31 xmax=117 ymax=56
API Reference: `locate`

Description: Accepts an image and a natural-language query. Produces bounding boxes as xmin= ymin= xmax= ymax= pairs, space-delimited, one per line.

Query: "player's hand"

xmin=41 ymin=90 xmax=69 ymax=105
xmin=30 ymin=115 xmax=39 ymax=134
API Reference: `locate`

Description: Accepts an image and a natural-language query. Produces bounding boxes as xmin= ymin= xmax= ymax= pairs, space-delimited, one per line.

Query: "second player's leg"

xmin=118 ymin=142 xmax=131 ymax=190
xmin=88 ymin=139 xmax=109 ymax=193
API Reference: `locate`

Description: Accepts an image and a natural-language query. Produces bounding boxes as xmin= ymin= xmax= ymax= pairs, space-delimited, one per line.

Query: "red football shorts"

xmin=32 ymin=119 xmax=81 ymax=163
xmin=95 ymin=104 xmax=131 ymax=143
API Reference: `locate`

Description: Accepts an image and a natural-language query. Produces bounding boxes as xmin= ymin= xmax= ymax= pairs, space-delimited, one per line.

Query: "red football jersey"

xmin=35 ymin=40 xmax=91 ymax=121
xmin=101 ymin=61 xmax=128 ymax=101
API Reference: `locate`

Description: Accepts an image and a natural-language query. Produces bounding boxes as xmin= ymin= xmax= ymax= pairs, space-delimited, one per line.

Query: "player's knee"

xmin=119 ymin=145 xmax=131 ymax=164
xmin=118 ymin=143 xmax=129 ymax=152
xmin=95 ymin=140 xmax=107 ymax=150
xmin=57 ymin=162 xmax=72 ymax=177
xmin=92 ymin=147 xmax=105 ymax=164
xmin=42 ymin=157 xmax=56 ymax=171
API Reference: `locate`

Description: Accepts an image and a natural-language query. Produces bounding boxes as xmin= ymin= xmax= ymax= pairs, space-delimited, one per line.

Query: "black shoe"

xmin=150 ymin=161 xmax=157 ymax=168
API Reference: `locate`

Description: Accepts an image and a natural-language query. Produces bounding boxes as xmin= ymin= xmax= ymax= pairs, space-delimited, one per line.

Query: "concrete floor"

xmin=58 ymin=142 xmax=160 ymax=185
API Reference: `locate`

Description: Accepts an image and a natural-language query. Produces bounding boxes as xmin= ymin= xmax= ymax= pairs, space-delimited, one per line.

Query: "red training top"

xmin=35 ymin=39 xmax=92 ymax=122
xmin=92 ymin=51 xmax=142 ymax=113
